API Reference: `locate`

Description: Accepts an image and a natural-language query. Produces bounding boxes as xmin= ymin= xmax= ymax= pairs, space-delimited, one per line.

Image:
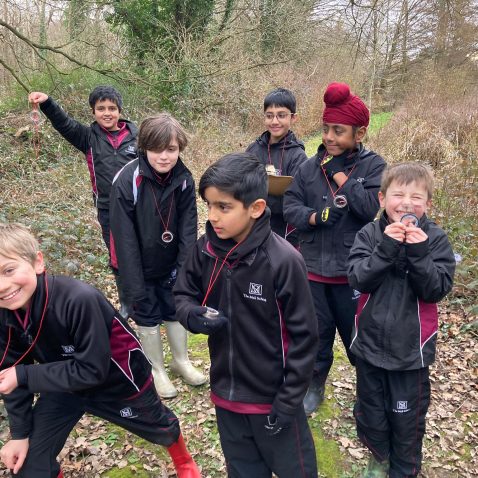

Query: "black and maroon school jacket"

xmin=347 ymin=213 xmax=456 ymax=371
xmin=109 ymin=152 xmax=197 ymax=304
xmin=173 ymin=210 xmax=318 ymax=416
xmin=246 ymin=130 xmax=307 ymax=239
xmin=283 ymin=143 xmax=386 ymax=278
xmin=39 ymin=97 xmax=138 ymax=209
xmin=0 ymin=273 xmax=152 ymax=439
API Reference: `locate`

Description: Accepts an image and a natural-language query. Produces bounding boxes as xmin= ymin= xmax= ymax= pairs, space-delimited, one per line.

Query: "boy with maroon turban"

xmin=283 ymin=82 xmax=386 ymax=415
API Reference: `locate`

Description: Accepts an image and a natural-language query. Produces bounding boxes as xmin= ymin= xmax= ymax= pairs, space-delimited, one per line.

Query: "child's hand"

xmin=28 ymin=92 xmax=48 ymax=105
xmin=187 ymin=306 xmax=228 ymax=335
xmin=264 ymin=408 xmax=295 ymax=436
xmin=0 ymin=367 xmax=19 ymax=394
xmin=0 ymin=438 xmax=29 ymax=474
xmin=405 ymin=226 xmax=428 ymax=244
xmin=384 ymin=222 xmax=406 ymax=242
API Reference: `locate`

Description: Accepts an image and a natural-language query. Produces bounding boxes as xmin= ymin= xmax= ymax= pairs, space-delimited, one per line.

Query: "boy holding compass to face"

xmin=283 ymin=82 xmax=386 ymax=415
xmin=109 ymin=113 xmax=206 ymax=399
xmin=347 ymin=163 xmax=455 ymax=477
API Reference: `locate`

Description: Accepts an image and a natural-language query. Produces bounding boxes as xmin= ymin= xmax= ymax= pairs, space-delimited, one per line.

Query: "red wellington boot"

xmin=167 ymin=433 xmax=201 ymax=478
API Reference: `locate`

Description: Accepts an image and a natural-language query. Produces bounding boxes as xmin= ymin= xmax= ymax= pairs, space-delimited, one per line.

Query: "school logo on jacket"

xmin=393 ymin=401 xmax=410 ymax=413
xmin=243 ymin=282 xmax=266 ymax=303
xmin=61 ymin=345 xmax=75 ymax=356
xmin=120 ymin=407 xmax=137 ymax=418
xmin=125 ymin=145 xmax=136 ymax=155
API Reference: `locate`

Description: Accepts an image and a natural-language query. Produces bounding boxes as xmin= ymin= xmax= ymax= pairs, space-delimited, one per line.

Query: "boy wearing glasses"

xmin=246 ymin=88 xmax=308 ymax=246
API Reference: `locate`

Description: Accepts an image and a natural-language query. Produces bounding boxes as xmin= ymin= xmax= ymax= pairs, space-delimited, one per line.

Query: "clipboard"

xmin=268 ymin=175 xmax=293 ymax=196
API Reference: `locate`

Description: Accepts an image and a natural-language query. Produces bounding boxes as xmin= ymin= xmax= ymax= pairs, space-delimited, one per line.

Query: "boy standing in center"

xmin=174 ymin=153 xmax=318 ymax=477
xmin=246 ymin=88 xmax=308 ymax=246
xmin=283 ymin=82 xmax=386 ymax=415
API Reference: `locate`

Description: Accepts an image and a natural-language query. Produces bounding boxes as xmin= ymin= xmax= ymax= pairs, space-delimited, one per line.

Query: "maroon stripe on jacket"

xmin=417 ymin=300 xmax=438 ymax=347
xmin=85 ymin=148 xmax=98 ymax=197
xmin=109 ymin=317 xmax=143 ymax=384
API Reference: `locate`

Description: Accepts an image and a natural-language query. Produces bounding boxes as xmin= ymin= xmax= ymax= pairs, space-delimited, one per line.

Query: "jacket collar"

xmin=1 ymin=273 xmax=48 ymax=335
xmin=316 ymin=143 xmax=364 ymax=166
xmin=204 ymin=208 xmax=272 ymax=265
xmin=379 ymin=211 xmax=429 ymax=232
xmin=257 ymin=130 xmax=304 ymax=150
xmin=137 ymin=151 xmax=189 ymax=187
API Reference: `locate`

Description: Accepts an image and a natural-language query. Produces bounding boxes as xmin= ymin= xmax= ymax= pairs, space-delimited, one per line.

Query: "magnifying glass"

xmin=29 ymin=110 xmax=44 ymax=125
xmin=333 ymin=195 xmax=348 ymax=209
xmin=400 ymin=213 xmax=419 ymax=227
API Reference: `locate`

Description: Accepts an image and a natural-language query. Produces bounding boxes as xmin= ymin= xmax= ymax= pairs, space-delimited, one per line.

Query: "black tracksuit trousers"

xmin=216 ymin=406 xmax=317 ymax=478
xmin=13 ymin=383 xmax=179 ymax=478
xmin=309 ymin=281 xmax=358 ymax=386
xmin=354 ymin=358 xmax=431 ymax=478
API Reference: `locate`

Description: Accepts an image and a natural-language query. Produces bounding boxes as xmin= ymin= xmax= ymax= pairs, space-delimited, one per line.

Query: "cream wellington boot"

xmin=136 ymin=325 xmax=178 ymax=399
xmin=165 ymin=321 xmax=207 ymax=386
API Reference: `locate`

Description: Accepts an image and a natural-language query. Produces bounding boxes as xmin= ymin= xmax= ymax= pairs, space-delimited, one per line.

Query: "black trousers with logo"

xmin=308 ymin=281 xmax=358 ymax=386
xmin=13 ymin=383 xmax=179 ymax=478
xmin=354 ymin=358 xmax=431 ymax=478
xmin=216 ymin=406 xmax=317 ymax=478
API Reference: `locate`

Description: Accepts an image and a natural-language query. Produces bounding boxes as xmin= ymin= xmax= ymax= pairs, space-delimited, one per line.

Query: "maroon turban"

xmin=322 ymin=82 xmax=370 ymax=127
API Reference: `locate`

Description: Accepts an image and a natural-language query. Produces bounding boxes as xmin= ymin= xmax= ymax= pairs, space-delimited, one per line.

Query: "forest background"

xmin=0 ymin=0 xmax=477 ymax=477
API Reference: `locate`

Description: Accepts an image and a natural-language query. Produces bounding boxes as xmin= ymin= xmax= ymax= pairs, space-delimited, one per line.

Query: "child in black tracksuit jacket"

xmin=283 ymin=82 xmax=386 ymax=415
xmin=109 ymin=114 xmax=206 ymax=400
xmin=347 ymin=163 xmax=455 ymax=478
xmin=0 ymin=223 xmax=199 ymax=478
xmin=174 ymin=153 xmax=318 ymax=478
xmin=28 ymin=87 xmax=138 ymax=252
xmin=246 ymin=88 xmax=308 ymax=246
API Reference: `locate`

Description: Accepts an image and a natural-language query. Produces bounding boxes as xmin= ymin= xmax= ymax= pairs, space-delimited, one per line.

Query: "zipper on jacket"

xmin=226 ymin=268 xmax=235 ymax=400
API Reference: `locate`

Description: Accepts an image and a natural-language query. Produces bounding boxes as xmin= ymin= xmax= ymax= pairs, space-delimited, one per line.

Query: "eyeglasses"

xmin=264 ymin=112 xmax=295 ymax=121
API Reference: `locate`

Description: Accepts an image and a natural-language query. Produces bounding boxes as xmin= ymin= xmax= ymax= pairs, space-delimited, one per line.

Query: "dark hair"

xmin=88 ymin=86 xmax=123 ymax=112
xmin=199 ymin=153 xmax=267 ymax=207
xmin=264 ymin=87 xmax=297 ymax=113
xmin=138 ymin=113 xmax=188 ymax=152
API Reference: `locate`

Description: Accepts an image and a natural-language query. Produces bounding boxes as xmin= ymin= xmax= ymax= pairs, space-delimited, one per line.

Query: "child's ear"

xmin=250 ymin=199 xmax=267 ymax=218
xmin=378 ymin=191 xmax=385 ymax=209
xmin=355 ymin=126 xmax=367 ymax=142
xmin=34 ymin=251 xmax=45 ymax=274
xmin=291 ymin=113 xmax=298 ymax=125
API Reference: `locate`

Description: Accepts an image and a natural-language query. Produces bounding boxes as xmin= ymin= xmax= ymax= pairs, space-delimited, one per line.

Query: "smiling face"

xmin=93 ymin=99 xmax=121 ymax=131
xmin=146 ymin=137 xmax=180 ymax=174
xmin=264 ymin=105 xmax=296 ymax=144
xmin=0 ymin=252 xmax=44 ymax=311
xmin=203 ymin=187 xmax=266 ymax=243
xmin=321 ymin=123 xmax=366 ymax=156
xmin=379 ymin=179 xmax=431 ymax=223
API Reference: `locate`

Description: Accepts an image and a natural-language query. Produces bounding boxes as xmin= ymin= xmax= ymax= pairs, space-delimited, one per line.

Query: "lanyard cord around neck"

xmin=0 ymin=274 xmax=49 ymax=369
xmin=148 ymin=181 xmax=175 ymax=233
xmin=201 ymin=240 xmax=243 ymax=307
xmin=321 ymin=151 xmax=357 ymax=198
xmin=267 ymin=138 xmax=287 ymax=175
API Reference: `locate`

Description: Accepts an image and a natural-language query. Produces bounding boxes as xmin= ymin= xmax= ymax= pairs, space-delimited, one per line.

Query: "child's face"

xmin=0 ymin=252 xmax=44 ymax=311
xmin=146 ymin=138 xmax=180 ymax=174
xmin=204 ymin=187 xmax=266 ymax=243
xmin=93 ymin=99 xmax=121 ymax=131
xmin=264 ymin=105 xmax=296 ymax=144
xmin=379 ymin=179 xmax=431 ymax=223
xmin=321 ymin=123 xmax=366 ymax=156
